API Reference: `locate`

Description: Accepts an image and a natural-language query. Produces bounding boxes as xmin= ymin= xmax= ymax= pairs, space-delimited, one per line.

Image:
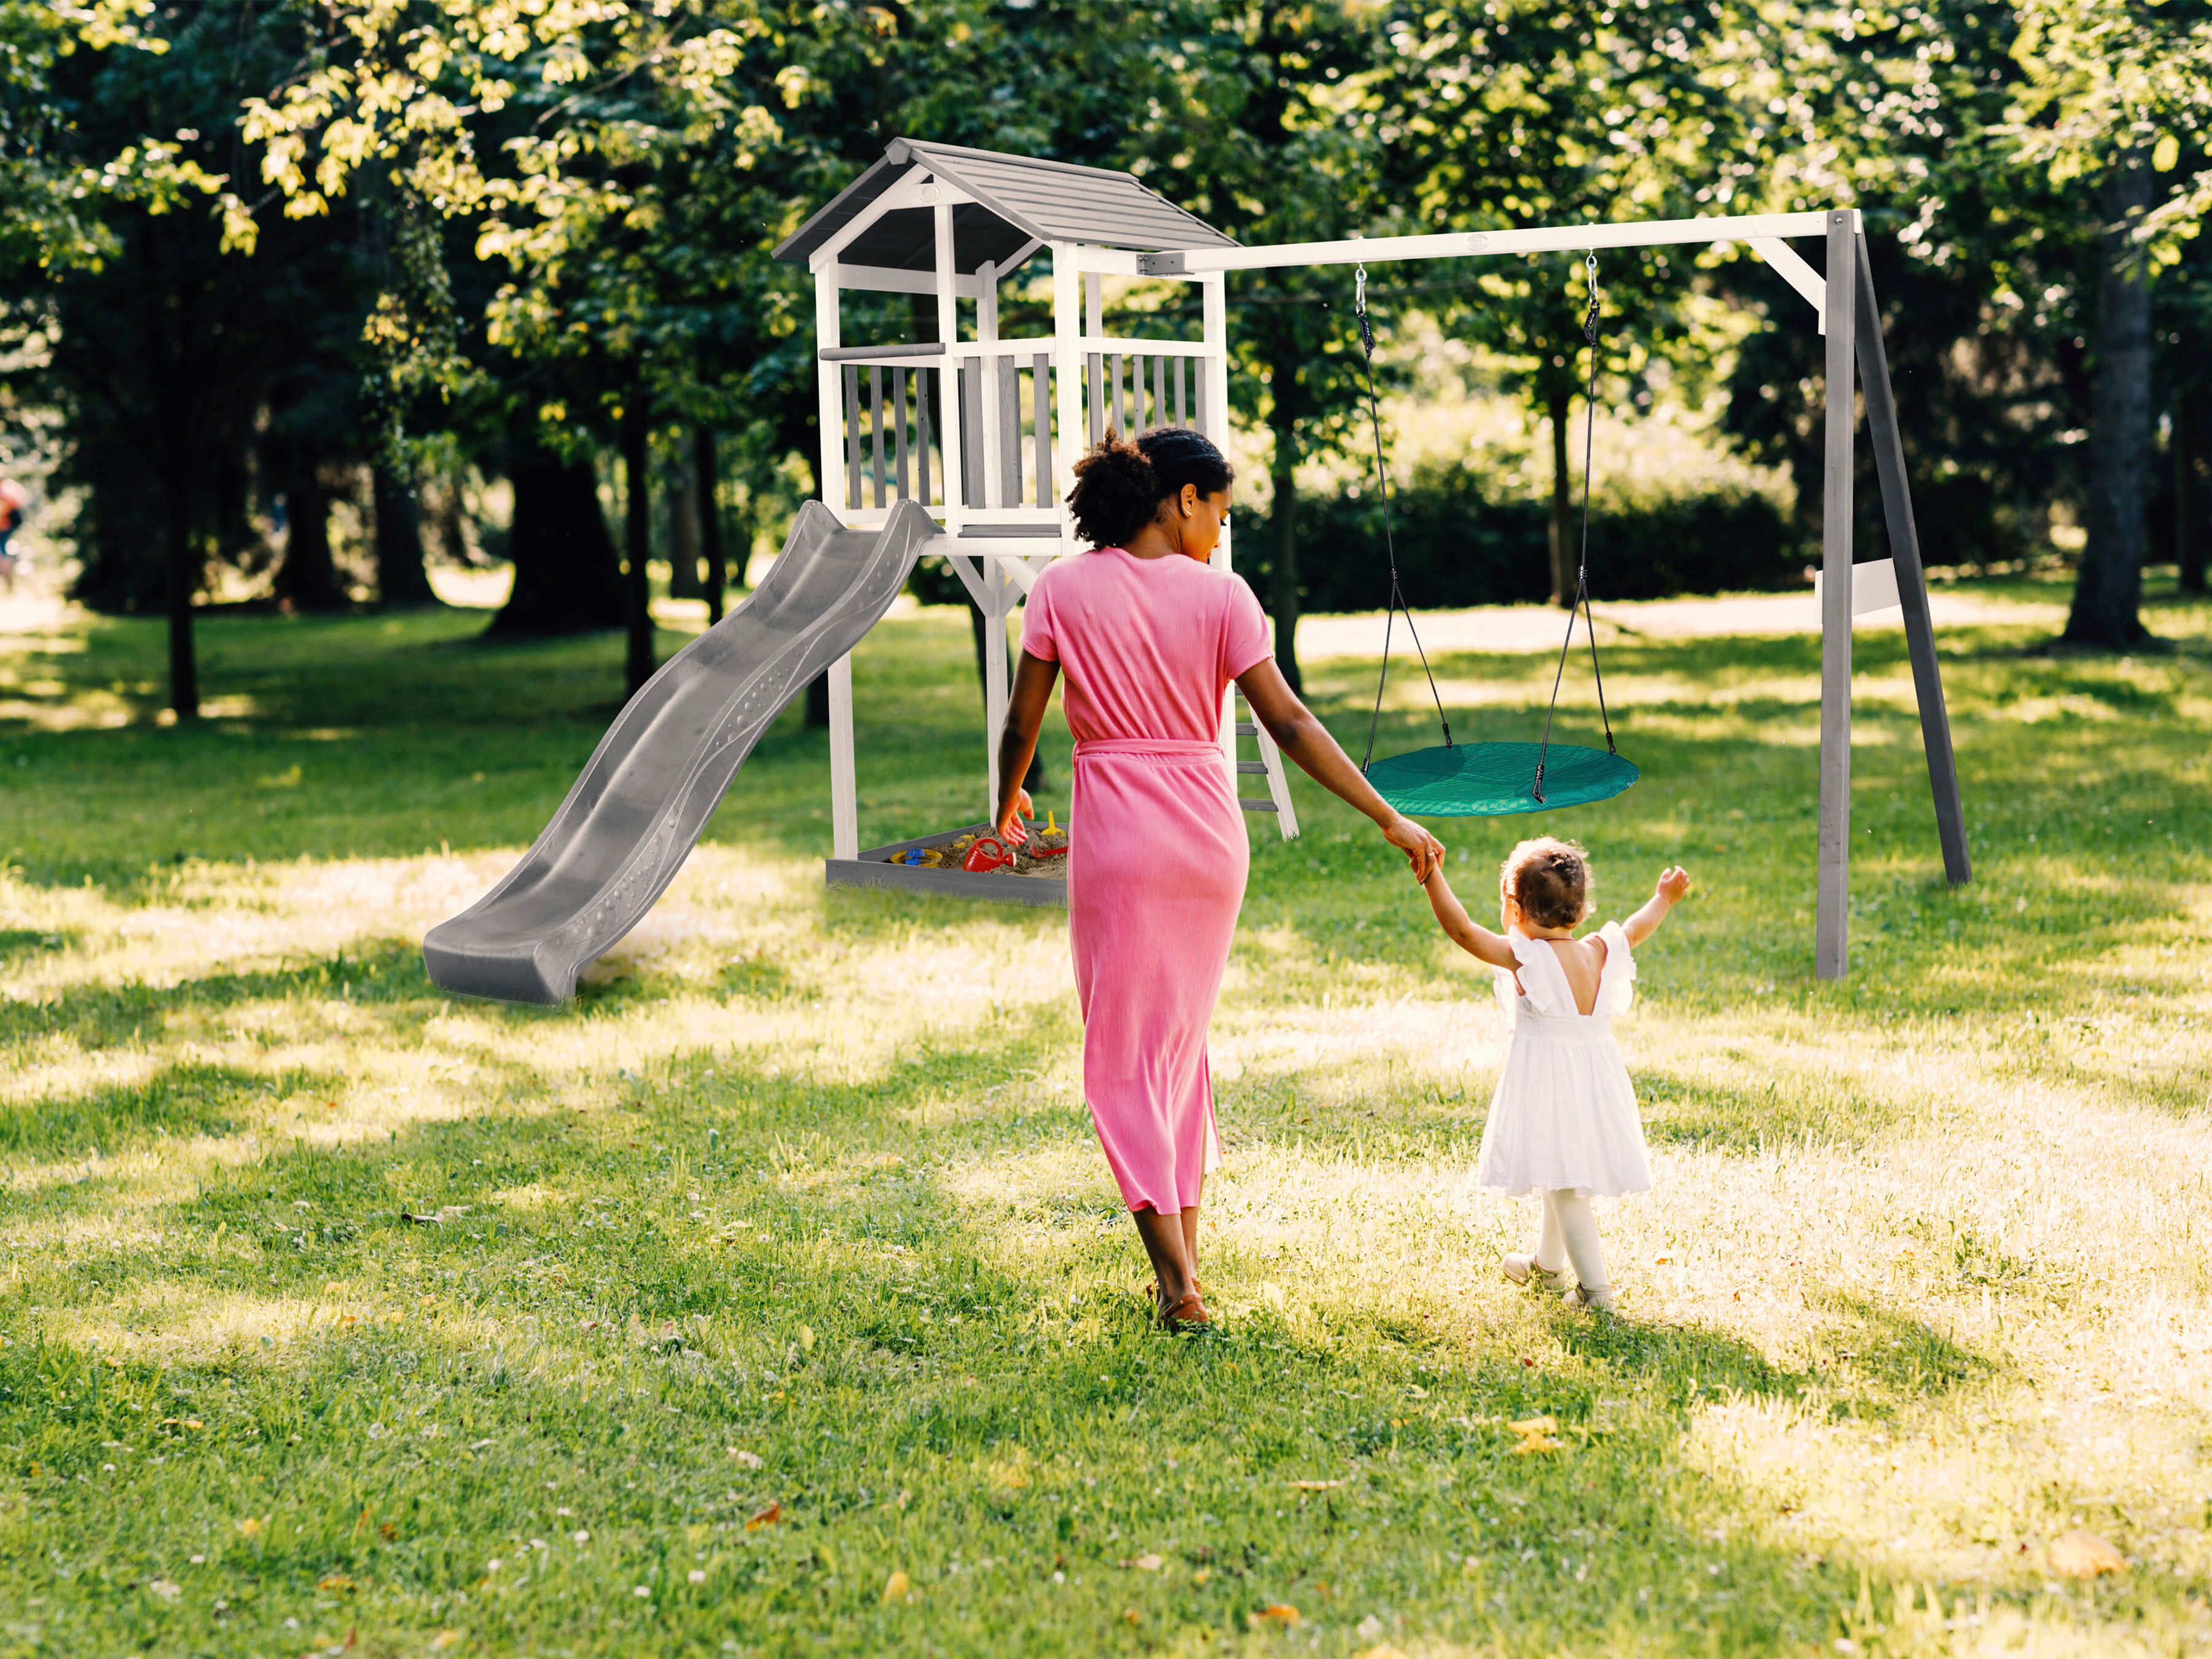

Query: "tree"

xmin=2007 ymin=0 xmax=2212 ymax=645
xmin=1126 ymin=1 xmax=1387 ymax=693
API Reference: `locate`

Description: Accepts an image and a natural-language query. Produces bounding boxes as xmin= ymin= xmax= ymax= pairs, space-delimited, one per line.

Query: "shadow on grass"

xmin=0 ymin=1059 xmax=351 ymax=1163
xmin=0 ymin=938 xmax=447 ymax=1053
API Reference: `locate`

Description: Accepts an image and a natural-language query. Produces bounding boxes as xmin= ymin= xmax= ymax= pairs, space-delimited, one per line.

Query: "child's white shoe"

xmin=1561 ymin=1282 xmax=1617 ymax=1313
xmin=1502 ymin=1252 xmax=1571 ymax=1290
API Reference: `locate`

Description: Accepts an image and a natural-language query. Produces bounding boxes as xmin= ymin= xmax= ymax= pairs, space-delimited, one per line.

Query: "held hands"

xmin=1654 ymin=865 xmax=1692 ymax=906
xmin=1380 ymin=814 xmax=1445 ymax=883
xmin=996 ymin=788 xmax=1035 ymax=848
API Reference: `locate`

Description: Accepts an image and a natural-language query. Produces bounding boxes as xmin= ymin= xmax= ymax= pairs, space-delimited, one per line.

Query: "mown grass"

xmin=0 ymin=573 xmax=2208 ymax=1658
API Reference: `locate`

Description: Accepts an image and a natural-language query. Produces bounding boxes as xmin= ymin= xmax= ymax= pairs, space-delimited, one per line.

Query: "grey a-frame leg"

xmin=1815 ymin=213 xmax=1974 ymax=981
xmin=1854 ymin=233 xmax=1971 ymax=888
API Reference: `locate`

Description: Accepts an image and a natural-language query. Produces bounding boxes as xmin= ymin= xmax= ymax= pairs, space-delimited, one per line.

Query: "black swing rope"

xmin=1532 ymin=251 xmax=1618 ymax=804
xmin=1354 ymin=263 xmax=1453 ymax=774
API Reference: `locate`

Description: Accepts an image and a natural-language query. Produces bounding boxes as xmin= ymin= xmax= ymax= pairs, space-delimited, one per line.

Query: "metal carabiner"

xmin=1355 ymin=262 xmax=1368 ymax=317
xmin=1582 ymin=250 xmax=1601 ymax=345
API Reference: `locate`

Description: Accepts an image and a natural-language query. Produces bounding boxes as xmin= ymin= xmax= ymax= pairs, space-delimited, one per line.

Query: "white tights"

xmin=1532 ymin=1189 xmax=1610 ymax=1294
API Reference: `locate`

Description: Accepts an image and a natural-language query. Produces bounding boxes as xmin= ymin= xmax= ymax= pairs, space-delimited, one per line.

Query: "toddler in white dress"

xmin=1421 ymin=837 xmax=1690 ymax=1311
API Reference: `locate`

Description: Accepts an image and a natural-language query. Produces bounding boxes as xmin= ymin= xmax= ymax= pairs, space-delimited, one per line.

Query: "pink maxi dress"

xmin=1020 ymin=547 xmax=1273 ymax=1215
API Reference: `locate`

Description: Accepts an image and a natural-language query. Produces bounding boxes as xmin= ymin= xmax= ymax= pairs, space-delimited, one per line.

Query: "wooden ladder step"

xmin=1239 ymin=798 xmax=1279 ymax=813
xmin=1236 ymin=760 xmax=1269 ymax=774
xmin=1234 ymin=721 xmax=1258 ymax=737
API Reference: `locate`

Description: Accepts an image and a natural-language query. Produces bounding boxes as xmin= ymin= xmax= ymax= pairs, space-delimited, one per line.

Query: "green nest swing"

xmin=1350 ymin=254 xmax=1637 ymax=820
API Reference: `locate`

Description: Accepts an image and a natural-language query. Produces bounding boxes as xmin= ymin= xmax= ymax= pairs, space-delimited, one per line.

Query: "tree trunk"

xmin=272 ymin=455 xmax=346 ymax=612
xmin=1547 ymin=382 xmax=1574 ymax=609
xmin=696 ymin=425 xmax=726 ymax=624
xmin=2179 ymin=388 xmax=2207 ymax=596
xmin=1268 ymin=340 xmax=1303 ymax=694
xmin=2065 ymin=159 xmax=2155 ymax=648
xmin=372 ymin=465 xmax=440 ymax=608
xmin=165 ymin=465 xmax=198 ymax=719
xmin=666 ymin=443 xmax=702 ymax=598
xmin=623 ymin=393 xmax=655 ymax=698
xmin=487 ymin=426 xmax=624 ymax=636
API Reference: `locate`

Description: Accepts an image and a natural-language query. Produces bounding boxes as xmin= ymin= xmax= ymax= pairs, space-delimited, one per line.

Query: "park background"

xmin=2 ymin=1 xmax=2210 ymax=1656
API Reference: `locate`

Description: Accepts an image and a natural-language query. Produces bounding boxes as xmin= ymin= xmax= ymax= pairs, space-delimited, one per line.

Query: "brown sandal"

xmin=1159 ymin=1290 xmax=1212 ymax=1331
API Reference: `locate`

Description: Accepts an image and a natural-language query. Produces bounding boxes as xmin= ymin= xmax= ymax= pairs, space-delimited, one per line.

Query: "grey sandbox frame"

xmin=825 ymin=822 xmax=1069 ymax=909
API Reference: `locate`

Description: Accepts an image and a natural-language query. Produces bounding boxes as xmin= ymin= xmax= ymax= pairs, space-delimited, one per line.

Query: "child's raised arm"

xmin=1622 ymin=865 xmax=1691 ymax=947
xmin=1422 ymin=866 xmax=1519 ymax=969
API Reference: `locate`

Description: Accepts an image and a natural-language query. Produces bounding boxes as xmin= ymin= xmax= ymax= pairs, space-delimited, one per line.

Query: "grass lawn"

xmin=0 ymin=573 xmax=2208 ymax=1658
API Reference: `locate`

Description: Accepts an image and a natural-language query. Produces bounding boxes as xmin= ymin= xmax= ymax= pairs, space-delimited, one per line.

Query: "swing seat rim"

xmin=1365 ymin=739 xmax=1638 ymax=819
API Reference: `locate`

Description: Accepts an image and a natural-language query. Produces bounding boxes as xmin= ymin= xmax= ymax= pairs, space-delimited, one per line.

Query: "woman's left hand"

xmin=1379 ymin=813 xmax=1445 ymax=882
xmin=997 ymin=788 xmax=1035 ymax=847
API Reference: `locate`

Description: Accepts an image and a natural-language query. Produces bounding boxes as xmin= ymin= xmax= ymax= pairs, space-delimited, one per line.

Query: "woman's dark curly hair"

xmin=1065 ymin=426 xmax=1234 ymax=549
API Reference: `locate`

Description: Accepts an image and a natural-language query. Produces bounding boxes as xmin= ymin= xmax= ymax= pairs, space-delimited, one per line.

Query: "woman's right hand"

xmin=997 ymin=788 xmax=1035 ymax=847
xmin=1379 ymin=812 xmax=1444 ymax=882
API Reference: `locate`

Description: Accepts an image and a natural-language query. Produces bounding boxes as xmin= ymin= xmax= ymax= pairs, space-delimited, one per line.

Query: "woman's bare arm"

xmin=1421 ymin=866 xmax=1519 ymax=968
xmin=993 ymin=649 xmax=1061 ymax=842
xmin=1236 ymin=657 xmax=1443 ymax=882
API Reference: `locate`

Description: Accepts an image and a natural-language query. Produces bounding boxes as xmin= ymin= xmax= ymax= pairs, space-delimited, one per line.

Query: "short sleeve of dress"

xmin=1596 ymin=921 xmax=1638 ymax=1016
xmin=1217 ymin=573 xmax=1272 ymax=681
xmin=1019 ymin=568 xmax=1059 ymax=663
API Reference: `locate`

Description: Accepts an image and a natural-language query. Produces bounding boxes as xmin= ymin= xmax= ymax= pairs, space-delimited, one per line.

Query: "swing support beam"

xmin=1151 ymin=205 xmax=1971 ymax=981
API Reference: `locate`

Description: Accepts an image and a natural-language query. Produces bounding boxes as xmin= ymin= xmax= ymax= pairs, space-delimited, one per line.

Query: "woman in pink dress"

xmin=994 ymin=428 xmax=1444 ymax=1330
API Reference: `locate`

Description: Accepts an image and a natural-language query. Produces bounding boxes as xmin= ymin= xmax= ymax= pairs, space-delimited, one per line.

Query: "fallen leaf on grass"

xmin=1508 ymin=1416 xmax=1557 ymax=1436
xmin=726 ymin=1448 xmax=764 ymax=1469
xmin=1127 ymin=1554 xmax=1163 ymax=1571
xmin=318 ymin=1575 xmax=357 ymax=1593
xmin=1249 ymin=1605 xmax=1301 ymax=1627
xmin=236 ymin=1516 xmax=266 ymax=1539
xmin=746 ymin=1502 xmax=783 ymax=1531
xmin=1288 ymin=1480 xmax=1343 ymax=1491
xmin=428 ymin=1633 xmax=461 ymax=1652
xmin=882 ymin=1570 xmax=910 ymax=1603
xmin=147 ymin=1579 xmax=181 ymax=1600
xmin=2049 ymin=1531 xmax=2126 ymax=1577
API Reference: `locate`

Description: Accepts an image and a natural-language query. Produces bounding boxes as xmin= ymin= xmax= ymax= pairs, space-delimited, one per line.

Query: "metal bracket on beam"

xmin=1136 ymin=251 xmax=1188 ymax=276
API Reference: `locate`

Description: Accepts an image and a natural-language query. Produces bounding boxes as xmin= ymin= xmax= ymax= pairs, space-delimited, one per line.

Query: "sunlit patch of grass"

xmin=0 ymin=576 xmax=2206 ymax=1654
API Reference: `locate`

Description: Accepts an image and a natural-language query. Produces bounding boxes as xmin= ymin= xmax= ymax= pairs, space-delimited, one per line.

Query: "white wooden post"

xmin=977 ymin=258 xmax=1002 ymax=510
xmin=1816 ymin=208 xmax=1857 ymax=980
xmin=1053 ymin=243 xmax=1083 ymax=514
xmin=933 ymin=199 xmax=963 ymax=527
xmin=984 ymin=569 xmax=1010 ymax=820
xmin=814 ymin=266 xmax=861 ymax=860
xmin=1202 ymin=272 xmax=1239 ymax=799
xmin=814 ymin=269 xmax=843 ymax=518
xmin=829 ymin=653 xmax=858 ymax=860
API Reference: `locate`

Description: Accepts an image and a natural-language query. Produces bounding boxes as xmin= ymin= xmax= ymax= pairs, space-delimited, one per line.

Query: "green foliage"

xmin=1278 ymin=465 xmax=1802 ymax=613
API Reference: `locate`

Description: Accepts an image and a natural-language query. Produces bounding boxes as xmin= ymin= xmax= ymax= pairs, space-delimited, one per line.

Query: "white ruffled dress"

xmin=1473 ymin=922 xmax=1653 ymax=1199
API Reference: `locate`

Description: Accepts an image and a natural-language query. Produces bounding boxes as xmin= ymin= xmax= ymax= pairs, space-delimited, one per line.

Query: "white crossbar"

xmin=1139 ymin=210 xmax=1849 ymax=275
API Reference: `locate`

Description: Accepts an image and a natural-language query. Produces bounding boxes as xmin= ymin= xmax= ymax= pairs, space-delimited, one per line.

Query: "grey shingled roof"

xmin=773 ymin=138 xmax=1235 ymax=273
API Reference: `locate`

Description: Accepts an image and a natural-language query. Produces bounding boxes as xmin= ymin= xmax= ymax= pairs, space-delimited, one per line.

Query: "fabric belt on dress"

xmin=1073 ymin=739 xmax=1222 ymax=759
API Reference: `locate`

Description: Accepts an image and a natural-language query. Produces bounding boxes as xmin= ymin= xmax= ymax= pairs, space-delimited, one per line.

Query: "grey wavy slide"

xmin=423 ymin=498 xmax=939 ymax=1005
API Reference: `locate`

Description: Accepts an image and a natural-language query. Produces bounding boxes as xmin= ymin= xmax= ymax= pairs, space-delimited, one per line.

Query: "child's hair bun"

xmin=1501 ymin=837 xmax=1593 ymax=930
xmin=1066 ymin=426 xmax=1234 ymax=549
